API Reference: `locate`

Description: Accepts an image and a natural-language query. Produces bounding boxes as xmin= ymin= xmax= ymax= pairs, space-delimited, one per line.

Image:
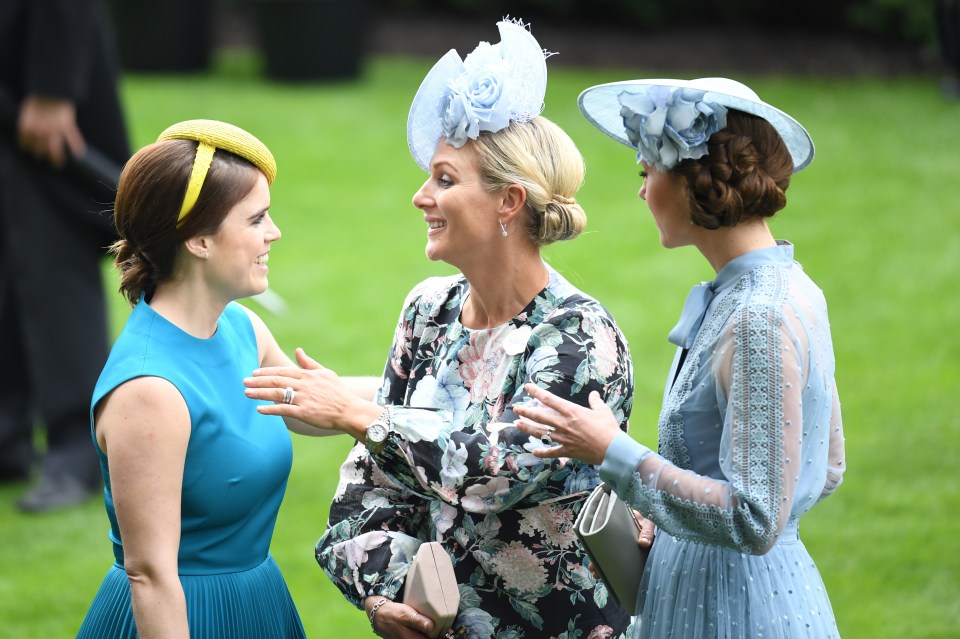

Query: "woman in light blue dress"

xmin=515 ymin=78 xmax=847 ymax=638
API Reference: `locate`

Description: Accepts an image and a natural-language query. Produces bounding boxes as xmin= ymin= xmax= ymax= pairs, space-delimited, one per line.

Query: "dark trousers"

xmin=0 ymin=143 xmax=109 ymax=486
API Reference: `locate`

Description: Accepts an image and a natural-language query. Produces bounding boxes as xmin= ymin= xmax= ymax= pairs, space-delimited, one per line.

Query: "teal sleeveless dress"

xmin=77 ymin=298 xmax=305 ymax=638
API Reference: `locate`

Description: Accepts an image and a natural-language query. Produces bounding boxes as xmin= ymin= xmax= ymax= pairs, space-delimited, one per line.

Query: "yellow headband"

xmin=156 ymin=119 xmax=277 ymax=226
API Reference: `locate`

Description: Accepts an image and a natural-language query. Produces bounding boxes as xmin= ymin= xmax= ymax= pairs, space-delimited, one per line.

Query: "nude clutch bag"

xmin=574 ymin=483 xmax=647 ymax=616
xmin=403 ymin=541 xmax=460 ymax=638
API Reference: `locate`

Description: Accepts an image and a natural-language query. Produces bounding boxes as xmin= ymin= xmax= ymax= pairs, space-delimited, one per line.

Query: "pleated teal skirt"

xmin=76 ymin=555 xmax=305 ymax=638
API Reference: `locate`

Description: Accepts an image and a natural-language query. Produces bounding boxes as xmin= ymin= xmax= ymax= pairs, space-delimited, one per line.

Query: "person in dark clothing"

xmin=0 ymin=0 xmax=130 ymax=512
xmin=936 ymin=0 xmax=960 ymax=99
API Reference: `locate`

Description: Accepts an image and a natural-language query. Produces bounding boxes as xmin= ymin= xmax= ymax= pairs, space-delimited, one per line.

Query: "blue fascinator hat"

xmin=578 ymin=77 xmax=814 ymax=172
xmin=406 ymin=19 xmax=551 ymax=172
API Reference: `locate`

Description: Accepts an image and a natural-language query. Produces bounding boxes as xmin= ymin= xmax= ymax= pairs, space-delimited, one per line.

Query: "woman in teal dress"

xmin=76 ymin=120 xmax=335 ymax=638
xmin=515 ymin=78 xmax=847 ymax=638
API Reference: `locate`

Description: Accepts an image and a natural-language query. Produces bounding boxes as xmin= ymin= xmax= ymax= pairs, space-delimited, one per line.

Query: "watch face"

xmin=367 ymin=422 xmax=389 ymax=444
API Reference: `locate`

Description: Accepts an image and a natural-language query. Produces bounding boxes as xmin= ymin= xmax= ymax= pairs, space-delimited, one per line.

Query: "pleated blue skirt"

xmin=635 ymin=528 xmax=840 ymax=639
xmin=76 ymin=555 xmax=305 ymax=638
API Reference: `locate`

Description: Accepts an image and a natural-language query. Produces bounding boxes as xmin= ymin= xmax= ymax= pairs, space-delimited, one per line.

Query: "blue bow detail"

xmin=667 ymin=282 xmax=715 ymax=349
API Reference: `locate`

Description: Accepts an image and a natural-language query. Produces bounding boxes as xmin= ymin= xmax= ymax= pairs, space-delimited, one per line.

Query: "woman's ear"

xmin=498 ymin=183 xmax=527 ymax=225
xmin=183 ymin=235 xmax=210 ymax=260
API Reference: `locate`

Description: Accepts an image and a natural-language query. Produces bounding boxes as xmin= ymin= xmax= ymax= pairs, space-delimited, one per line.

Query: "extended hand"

xmin=513 ymin=384 xmax=620 ymax=465
xmin=243 ymin=348 xmax=380 ymax=439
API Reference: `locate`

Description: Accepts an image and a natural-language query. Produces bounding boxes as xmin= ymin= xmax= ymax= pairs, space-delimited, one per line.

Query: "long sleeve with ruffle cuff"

xmin=596 ymin=262 xmax=843 ymax=555
xmin=599 ymin=429 xmax=782 ymax=555
xmin=599 ymin=430 xmax=653 ymax=496
xmin=315 ymin=443 xmax=433 ymax=609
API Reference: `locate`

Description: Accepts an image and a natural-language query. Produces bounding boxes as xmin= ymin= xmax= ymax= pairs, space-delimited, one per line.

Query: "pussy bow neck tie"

xmin=667 ymin=282 xmax=716 ymax=349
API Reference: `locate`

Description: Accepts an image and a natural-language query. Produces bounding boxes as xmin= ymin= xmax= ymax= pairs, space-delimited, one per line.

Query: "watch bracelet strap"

xmin=378 ymin=405 xmax=392 ymax=428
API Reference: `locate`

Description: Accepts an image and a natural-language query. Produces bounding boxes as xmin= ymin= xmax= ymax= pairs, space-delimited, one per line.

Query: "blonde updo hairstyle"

xmin=472 ymin=116 xmax=587 ymax=246
xmin=672 ymin=110 xmax=794 ymax=230
xmin=111 ymin=140 xmax=260 ymax=306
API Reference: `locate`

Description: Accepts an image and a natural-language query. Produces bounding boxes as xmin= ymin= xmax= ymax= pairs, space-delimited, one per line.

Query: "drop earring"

xmin=499 ymin=220 xmax=508 ymax=237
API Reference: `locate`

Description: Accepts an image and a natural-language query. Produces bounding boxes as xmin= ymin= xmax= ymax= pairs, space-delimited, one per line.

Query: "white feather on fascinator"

xmin=406 ymin=19 xmax=551 ymax=172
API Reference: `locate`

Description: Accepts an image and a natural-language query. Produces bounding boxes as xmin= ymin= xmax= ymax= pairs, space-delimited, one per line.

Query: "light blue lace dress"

xmin=600 ymin=243 xmax=846 ymax=638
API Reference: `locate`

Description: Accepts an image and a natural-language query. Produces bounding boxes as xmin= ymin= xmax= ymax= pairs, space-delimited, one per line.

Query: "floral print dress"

xmin=317 ymin=266 xmax=636 ymax=639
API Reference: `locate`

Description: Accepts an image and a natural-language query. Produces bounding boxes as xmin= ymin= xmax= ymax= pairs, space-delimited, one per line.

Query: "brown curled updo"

xmin=672 ymin=110 xmax=795 ymax=230
xmin=110 ymin=140 xmax=259 ymax=306
xmin=472 ymin=116 xmax=587 ymax=246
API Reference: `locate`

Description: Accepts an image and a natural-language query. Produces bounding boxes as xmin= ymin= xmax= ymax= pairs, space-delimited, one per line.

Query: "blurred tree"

xmin=369 ymin=0 xmax=934 ymax=44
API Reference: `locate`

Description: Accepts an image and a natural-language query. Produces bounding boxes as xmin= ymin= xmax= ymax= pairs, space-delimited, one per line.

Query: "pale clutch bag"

xmin=574 ymin=483 xmax=647 ymax=615
xmin=403 ymin=541 xmax=460 ymax=638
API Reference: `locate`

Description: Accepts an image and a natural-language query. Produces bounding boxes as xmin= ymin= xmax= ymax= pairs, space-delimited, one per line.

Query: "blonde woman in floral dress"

xmin=243 ymin=20 xmax=635 ymax=639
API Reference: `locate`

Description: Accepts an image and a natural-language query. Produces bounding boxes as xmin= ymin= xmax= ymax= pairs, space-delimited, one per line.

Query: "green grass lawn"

xmin=1 ymin=50 xmax=958 ymax=637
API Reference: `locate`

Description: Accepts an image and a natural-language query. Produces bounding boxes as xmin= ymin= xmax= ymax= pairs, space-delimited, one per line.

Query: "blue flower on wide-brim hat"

xmin=619 ymin=87 xmax=727 ymax=170
xmin=407 ymin=19 xmax=550 ymax=172
xmin=577 ymin=77 xmax=815 ymax=173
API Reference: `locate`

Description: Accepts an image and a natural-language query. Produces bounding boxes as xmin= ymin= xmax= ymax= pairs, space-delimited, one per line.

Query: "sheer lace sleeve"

xmin=602 ymin=293 xmax=814 ymax=555
xmin=821 ymin=382 xmax=845 ymax=499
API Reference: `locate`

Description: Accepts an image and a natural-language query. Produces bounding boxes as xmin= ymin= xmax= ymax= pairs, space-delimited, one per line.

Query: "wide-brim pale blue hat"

xmin=406 ymin=20 xmax=549 ymax=172
xmin=578 ymin=77 xmax=814 ymax=172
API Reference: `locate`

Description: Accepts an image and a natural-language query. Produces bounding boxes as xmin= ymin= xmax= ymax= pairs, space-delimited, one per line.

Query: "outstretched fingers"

xmin=522 ymin=382 xmax=578 ymax=414
xmin=250 ymin=365 xmax=303 ymax=379
xmin=515 ymin=422 xmax=565 ymax=460
xmin=243 ymin=373 xmax=302 ymax=414
xmin=513 ymin=406 xmax=566 ymax=461
xmin=295 ymin=347 xmax=323 ymax=370
xmin=243 ymin=373 xmax=296 ymax=392
xmin=515 ymin=388 xmax=619 ymax=466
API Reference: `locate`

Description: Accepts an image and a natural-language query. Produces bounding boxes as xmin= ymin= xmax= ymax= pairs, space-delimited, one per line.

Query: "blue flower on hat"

xmin=619 ymin=87 xmax=727 ymax=170
xmin=407 ymin=20 xmax=549 ymax=171
xmin=442 ymin=43 xmax=514 ymax=147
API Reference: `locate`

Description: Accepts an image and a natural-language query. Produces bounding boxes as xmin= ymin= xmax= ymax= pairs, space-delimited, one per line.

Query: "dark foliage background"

xmin=373 ymin=0 xmax=934 ymax=44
